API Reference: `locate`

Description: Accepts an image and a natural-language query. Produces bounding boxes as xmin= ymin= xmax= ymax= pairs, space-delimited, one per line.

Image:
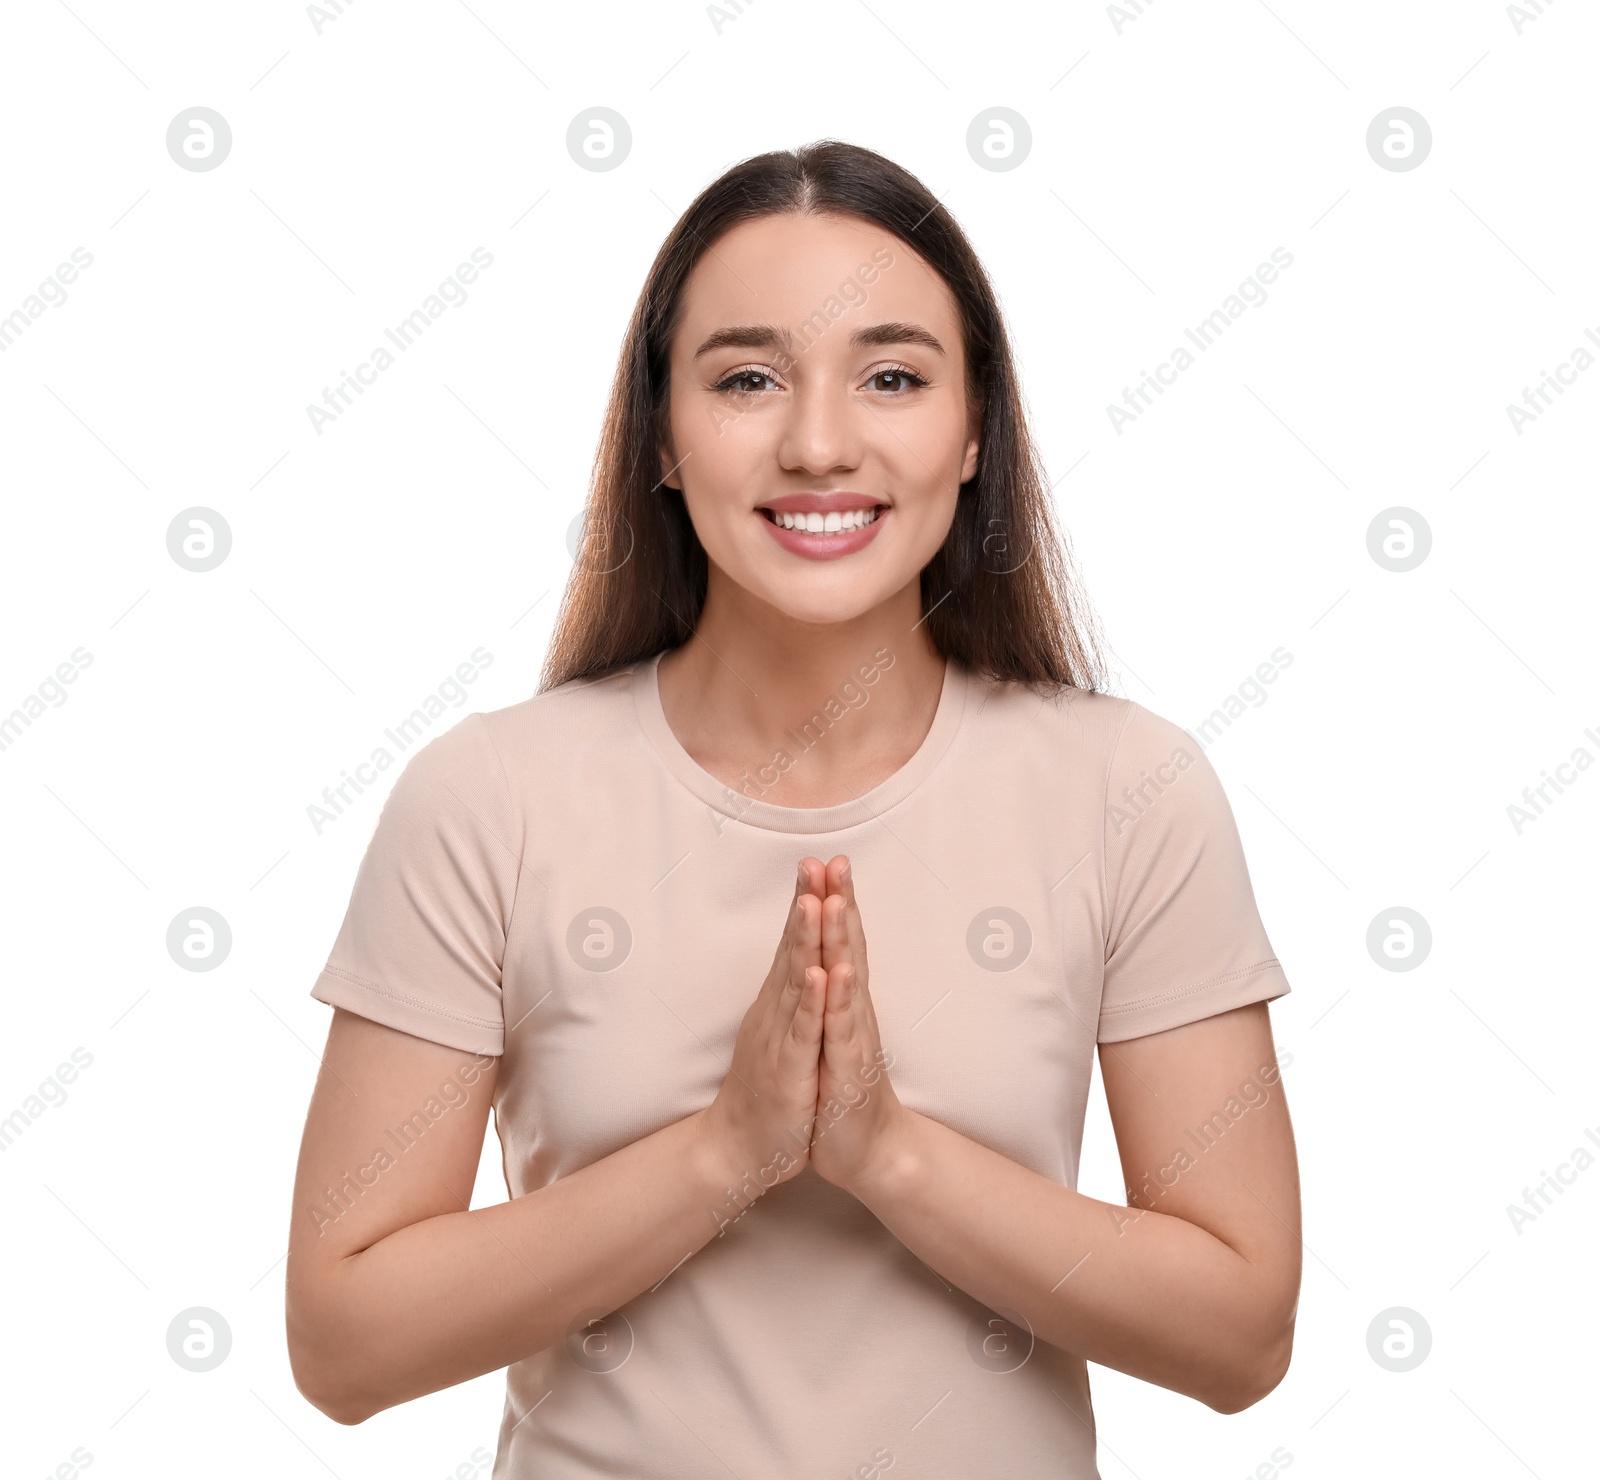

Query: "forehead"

xmin=674 ymin=211 xmax=958 ymax=339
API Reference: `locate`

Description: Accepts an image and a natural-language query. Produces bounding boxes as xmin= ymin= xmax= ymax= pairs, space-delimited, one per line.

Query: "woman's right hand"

xmin=697 ymin=860 xmax=828 ymax=1192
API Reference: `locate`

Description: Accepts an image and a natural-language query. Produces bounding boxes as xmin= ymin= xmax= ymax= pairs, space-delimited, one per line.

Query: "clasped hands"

xmin=700 ymin=854 xmax=912 ymax=1201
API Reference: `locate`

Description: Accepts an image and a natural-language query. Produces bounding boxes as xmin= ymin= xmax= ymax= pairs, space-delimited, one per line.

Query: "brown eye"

xmin=869 ymin=367 xmax=929 ymax=394
xmin=715 ymin=369 xmax=777 ymax=395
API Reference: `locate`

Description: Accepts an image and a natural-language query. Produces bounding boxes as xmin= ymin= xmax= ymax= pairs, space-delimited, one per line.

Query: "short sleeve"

xmin=309 ymin=713 xmax=521 ymax=1056
xmin=1097 ymin=700 xmax=1290 ymax=1043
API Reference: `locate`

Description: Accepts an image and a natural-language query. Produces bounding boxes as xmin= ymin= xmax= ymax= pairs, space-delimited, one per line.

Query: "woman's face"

xmin=658 ymin=211 xmax=979 ymax=628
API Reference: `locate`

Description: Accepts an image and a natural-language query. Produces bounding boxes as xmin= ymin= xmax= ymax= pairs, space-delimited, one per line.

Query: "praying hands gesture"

xmin=803 ymin=855 xmax=910 ymax=1193
xmin=699 ymin=854 xmax=910 ymax=1201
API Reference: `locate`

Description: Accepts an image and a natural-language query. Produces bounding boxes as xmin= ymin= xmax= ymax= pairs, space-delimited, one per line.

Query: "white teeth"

xmin=770 ymin=507 xmax=881 ymax=533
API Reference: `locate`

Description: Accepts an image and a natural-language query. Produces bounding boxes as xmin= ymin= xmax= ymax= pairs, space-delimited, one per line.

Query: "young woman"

xmin=286 ymin=140 xmax=1301 ymax=1478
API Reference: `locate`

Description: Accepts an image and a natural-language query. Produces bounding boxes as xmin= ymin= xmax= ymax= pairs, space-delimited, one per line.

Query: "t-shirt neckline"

xmin=632 ymin=648 xmax=969 ymax=834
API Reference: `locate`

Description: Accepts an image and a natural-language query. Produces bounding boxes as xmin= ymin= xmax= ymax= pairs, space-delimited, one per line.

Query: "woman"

xmin=286 ymin=139 xmax=1301 ymax=1477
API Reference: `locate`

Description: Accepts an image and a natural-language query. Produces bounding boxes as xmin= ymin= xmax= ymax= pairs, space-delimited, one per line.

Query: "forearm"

xmin=294 ymin=1108 xmax=744 ymax=1423
xmin=850 ymin=1109 xmax=1295 ymax=1411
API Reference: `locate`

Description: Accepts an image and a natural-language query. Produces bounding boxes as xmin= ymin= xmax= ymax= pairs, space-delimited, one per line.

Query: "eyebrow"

xmin=692 ymin=320 xmax=946 ymax=358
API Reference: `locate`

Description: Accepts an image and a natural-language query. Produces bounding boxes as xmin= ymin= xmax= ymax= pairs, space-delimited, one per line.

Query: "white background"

xmin=2 ymin=1 xmax=1596 ymax=1476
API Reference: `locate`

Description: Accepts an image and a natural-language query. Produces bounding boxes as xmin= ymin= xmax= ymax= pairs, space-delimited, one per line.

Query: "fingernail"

xmin=840 ymin=860 xmax=852 ymax=885
xmin=797 ymin=861 xmax=807 ymax=891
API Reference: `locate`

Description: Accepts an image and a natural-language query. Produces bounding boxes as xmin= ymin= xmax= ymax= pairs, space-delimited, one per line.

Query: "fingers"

xmin=829 ymin=856 xmax=870 ymax=975
xmin=786 ymin=962 xmax=827 ymax=1054
xmin=822 ymin=856 xmax=870 ymax=1002
xmin=820 ymin=962 xmax=864 ymax=1084
xmin=823 ymin=855 xmax=883 ymax=1045
xmin=775 ymin=894 xmax=824 ymax=1038
xmin=792 ymin=859 xmax=822 ymax=970
xmin=767 ymin=859 xmax=832 ymax=1049
xmin=770 ymin=861 xmax=821 ymax=984
xmin=821 ymin=890 xmax=851 ymax=974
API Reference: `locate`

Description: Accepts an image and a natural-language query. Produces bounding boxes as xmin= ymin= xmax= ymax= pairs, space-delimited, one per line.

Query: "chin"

xmin=738 ymin=569 xmax=894 ymax=628
xmin=766 ymin=587 xmax=887 ymax=628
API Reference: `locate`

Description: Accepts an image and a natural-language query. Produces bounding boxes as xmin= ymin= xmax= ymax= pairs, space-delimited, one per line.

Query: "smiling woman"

xmin=287 ymin=139 xmax=1301 ymax=1478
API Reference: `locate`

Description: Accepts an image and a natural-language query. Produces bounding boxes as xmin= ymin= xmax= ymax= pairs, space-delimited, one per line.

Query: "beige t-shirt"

xmin=310 ymin=648 xmax=1290 ymax=1479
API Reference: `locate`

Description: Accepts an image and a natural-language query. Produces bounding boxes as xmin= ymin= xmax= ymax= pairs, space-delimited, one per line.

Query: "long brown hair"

xmin=539 ymin=138 xmax=1108 ymax=698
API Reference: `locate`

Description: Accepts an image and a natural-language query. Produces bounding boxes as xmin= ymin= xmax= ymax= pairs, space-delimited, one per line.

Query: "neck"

xmin=655 ymin=575 xmax=947 ymax=808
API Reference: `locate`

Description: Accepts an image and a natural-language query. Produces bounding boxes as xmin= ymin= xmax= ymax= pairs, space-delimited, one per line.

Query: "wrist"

xmin=687 ymin=1108 xmax=744 ymax=1193
xmin=687 ymin=1109 xmax=797 ymax=1203
xmin=844 ymin=1104 xmax=923 ymax=1204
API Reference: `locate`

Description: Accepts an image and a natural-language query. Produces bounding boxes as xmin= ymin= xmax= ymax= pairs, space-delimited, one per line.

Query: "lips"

xmin=755 ymin=500 xmax=889 ymax=559
xmin=757 ymin=491 xmax=885 ymax=515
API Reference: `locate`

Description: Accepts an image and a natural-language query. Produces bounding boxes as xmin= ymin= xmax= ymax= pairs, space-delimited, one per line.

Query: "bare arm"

xmin=842 ymin=1001 xmax=1301 ymax=1413
xmin=284 ymin=1010 xmax=731 ymax=1423
xmin=287 ymin=869 xmax=829 ymax=1425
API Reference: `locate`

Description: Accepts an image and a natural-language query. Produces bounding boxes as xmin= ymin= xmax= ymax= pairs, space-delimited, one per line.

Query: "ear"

xmin=658 ymin=441 xmax=681 ymax=491
xmin=960 ymin=433 xmax=980 ymax=485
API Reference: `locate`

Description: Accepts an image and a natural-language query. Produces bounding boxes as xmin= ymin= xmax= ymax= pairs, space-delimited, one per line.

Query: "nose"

xmin=775 ymin=376 xmax=865 ymax=478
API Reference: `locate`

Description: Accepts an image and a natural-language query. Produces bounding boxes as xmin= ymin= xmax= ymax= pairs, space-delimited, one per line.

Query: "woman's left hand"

xmin=800 ymin=855 xmax=912 ymax=1195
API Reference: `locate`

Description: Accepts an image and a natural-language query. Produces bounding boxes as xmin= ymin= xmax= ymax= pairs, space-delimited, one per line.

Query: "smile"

xmin=755 ymin=504 xmax=890 ymax=560
xmin=760 ymin=506 xmax=882 ymax=533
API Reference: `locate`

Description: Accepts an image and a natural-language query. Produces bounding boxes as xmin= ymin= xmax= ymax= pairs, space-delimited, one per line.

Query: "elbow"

xmin=1201 ymin=1260 xmax=1299 ymax=1414
xmin=289 ymin=1339 xmax=374 ymax=1426
xmin=1204 ymin=1325 xmax=1294 ymax=1415
xmin=286 ymin=1276 xmax=377 ymax=1426
xmin=310 ymin=1387 xmax=373 ymax=1428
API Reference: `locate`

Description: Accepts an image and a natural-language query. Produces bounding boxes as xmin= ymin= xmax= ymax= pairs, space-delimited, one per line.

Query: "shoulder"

xmin=373 ymin=662 xmax=643 ymax=824
xmin=469 ymin=660 xmax=646 ymax=764
xmin=961 ymin=670 xmax=1198 ymax=777
xmin=401 ymin=660 xmax=658 ymax=821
